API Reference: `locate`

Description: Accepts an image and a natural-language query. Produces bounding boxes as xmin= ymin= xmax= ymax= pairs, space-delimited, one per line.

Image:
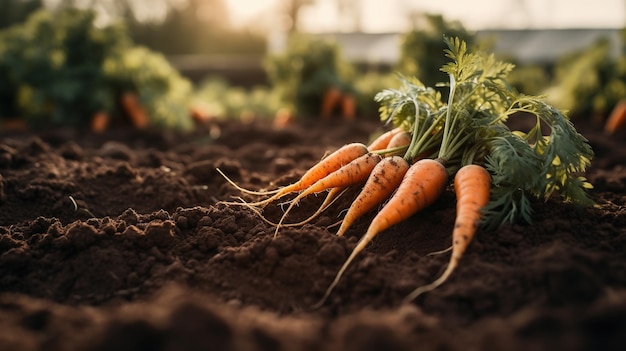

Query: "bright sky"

xmin=225 ymin=0 xmax=626 ymax=32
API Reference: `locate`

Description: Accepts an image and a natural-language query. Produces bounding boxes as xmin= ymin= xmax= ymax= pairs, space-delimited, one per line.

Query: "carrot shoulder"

xmin=404 ymin=164 xmax=490 ymax=302
xmin=367 ymin=127 xmax=404 ymax=151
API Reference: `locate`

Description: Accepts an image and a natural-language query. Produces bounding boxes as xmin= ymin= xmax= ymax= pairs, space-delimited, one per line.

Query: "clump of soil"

xmin=0 ymin=118 xmax=625 ymax=351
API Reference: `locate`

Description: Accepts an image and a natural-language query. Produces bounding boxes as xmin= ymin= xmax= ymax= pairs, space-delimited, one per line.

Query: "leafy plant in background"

xmin=397 ymin=14 xmax=475 ymax=97
xmin=352 ymin=71 xmax=401 ymax=119
xmin=544 ymin=37 xmax=626 ymax=120
xmin=264 ymin=33 xmax=355 ymax=118
xmin=192 ymin=77 xmax=281 ymax=121
xmin=506 ymin=63 xmax=550 ymax=96
xmin=0 ymin=8 xmax=193 ymax=130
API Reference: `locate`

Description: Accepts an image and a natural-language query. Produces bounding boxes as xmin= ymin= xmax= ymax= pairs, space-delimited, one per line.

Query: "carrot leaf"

xmin=374 ymin=36 xmax=594 ymax=228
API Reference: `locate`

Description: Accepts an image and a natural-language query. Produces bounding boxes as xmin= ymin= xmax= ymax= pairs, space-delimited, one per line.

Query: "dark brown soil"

xmin=0 ymin=117 xmax=625 ymax=351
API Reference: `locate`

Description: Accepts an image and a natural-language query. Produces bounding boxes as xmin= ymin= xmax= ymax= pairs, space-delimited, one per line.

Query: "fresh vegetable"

xmin=321 ymin=87 xmax=343 ymax=119
xmin=335 ymin=156 xmax=410 ymax=237
xmin=220 ymin=37 xmax=594 ymax=305
xmin=404 ymin=163 xmax=491 ymax=302
xmin=604 ymin=100 xmax=626 ymax=135
xmin=367 ymin=127 xmax=404 ymax=151
xmin=220 ymin=142 xmax=369 ymax=207
xmin=341 ymin=94 xmax=357 ymax=120
xmin=274 ymin=152 xmax=382 ymax=236
xmin=386 ymin=131 xmax=412 ymax=150
xmin=316 ymin=158 xmax=449 ymax=306
xmin=90 ymin=111 xmax=109 ymax=133
xmin=120 ymin=92 xmax=149 ymax=129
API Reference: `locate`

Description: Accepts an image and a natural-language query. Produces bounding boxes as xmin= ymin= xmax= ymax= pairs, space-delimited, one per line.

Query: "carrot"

xmin=605 ymin=100 xmax=626 ymax=135
xmin=315 ymin=158 xmax=448 ymax=307
xmin=341 ymin=94 xmax=356 ymax=120
xmin=335 ymin=155 xmax=410 ymax=237
xmin=321 ymin=87 xmax=343 ymax=119
xmin=274 ymin=153 xmax=382 ymax=236
xmin=273 ymin=108 xmax=294 ymax=129
xmin=239 ymin=187 xmax=349 ymax=228
xmin=404 ymin=164 xmax=490 ymax=302
xmin=121 ymin=92 xmax=149 ymax=129
xmin=386 ymin=131 xmax=412 ymax=150
xmin=90 ymin=111 xmax=109 ymax=133
xmin=367 ymin=127 xmax=404 ymax=151
xmin=221 ymin=142 xmax=369 ymax=207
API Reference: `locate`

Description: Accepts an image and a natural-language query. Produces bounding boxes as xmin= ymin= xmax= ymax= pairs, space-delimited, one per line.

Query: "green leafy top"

xmin=374 ymin=36 xmax=594 ymax=228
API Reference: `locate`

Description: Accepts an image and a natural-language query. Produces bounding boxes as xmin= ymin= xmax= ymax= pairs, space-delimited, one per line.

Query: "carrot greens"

xmin=375 ymin=36 xmax=594 ymax=229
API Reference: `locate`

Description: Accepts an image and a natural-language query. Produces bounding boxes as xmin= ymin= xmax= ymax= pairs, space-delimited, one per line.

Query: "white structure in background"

xmin=267 ymin=28 xmax=623 ymax=66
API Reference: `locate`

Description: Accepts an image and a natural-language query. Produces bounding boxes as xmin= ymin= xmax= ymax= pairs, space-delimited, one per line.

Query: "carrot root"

xmin=274 ymin=153 xmax=382 ymax=237
xmin=404 ymin=164 xmax=491 ymax=302
xmin=316 ymin=159 xmax=449 ymax=307
xmin=335 ymin=156 xmax=410 ymax=237
xmin=216 ymin=168 xmax=281 ymax=196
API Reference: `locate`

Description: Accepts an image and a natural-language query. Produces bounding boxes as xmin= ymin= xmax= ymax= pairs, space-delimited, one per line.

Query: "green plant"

xmin=192 ymin=78 xmax=280 ymax=120
xmin=221 ymin=37 xmax=594 ymax=303
xmin=0 ymin=8 xmax=193 ymax=130
xmin=264 ymin=33 xmax=355 ymax=117
xmin=545 ymin=38 xmax=626 ymax=119
xmin=397 ymin=14 xmax=475 ymax=97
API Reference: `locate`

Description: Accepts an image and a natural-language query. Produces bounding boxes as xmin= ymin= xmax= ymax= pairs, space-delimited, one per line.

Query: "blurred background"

xmin=1 ymin=0 xmax=625 ymax=130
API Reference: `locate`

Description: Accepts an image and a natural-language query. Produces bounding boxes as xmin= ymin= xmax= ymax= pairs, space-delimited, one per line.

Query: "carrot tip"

xmin=426 ymin=246 xmax=452 ymax=256
xmin=403 ymin=261 xmax=457 ymax=303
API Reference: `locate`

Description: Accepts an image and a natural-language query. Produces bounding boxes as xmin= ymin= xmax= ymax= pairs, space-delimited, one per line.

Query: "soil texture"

xmin=0 ymin=118 xmax=625 ymax=351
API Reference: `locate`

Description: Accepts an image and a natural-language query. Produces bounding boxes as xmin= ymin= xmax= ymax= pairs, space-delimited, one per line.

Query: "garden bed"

xmin=0 ymin=118 xmax=624 ymax=351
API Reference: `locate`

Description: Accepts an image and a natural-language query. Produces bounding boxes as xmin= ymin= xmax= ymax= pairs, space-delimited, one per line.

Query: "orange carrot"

xmin=316 ymin=158 xmax=448 ymax=306
xmin=273 ymin=108 xmax=294 ymax=129
xmin=386 ymin=131 xmax=412 ymax=150
xmin=221 ymin=142 xmax=369 ymax=207
xmin=403 ymin=164 xmax=490 ymax=302
xmin=90 ymin=111 xmax=109 ymax=133
xmin=341 ymin=94 xmax=356 ymax=120
xmin=240 ymin=187 xmax=348 ymax=228
xmin=121 ymin=92 xmax=149 ymax=129
xmin=367 ymin=127 xmax=404 ymax=151
xmin=321 ymin=87 xmax=342 ymax=119
xmin=335 ymin=156 xmax=410 ymax=237
xmin=274 ymin=153 xmax=382 ymax=236
xmin=605 ymin=100 xmax=626 ymax=135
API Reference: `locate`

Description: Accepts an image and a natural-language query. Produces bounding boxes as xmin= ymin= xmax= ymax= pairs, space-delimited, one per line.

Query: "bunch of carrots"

xmin=218 ymin=37 xmax=594 ymax=306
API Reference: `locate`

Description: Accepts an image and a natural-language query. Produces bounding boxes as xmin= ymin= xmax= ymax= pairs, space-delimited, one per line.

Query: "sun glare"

xmin=225 ymin=0 xmax=277 ymax=27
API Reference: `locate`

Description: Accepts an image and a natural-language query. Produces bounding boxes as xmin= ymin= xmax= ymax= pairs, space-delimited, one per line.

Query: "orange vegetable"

xmin=321 ymin=87 xmax=343 ymax=119
xmin=317 ymin=158 xmax=448 ymax=306
xmin=273 ymin=108 xmax=294 ymax=129
xmin=221 ymin=143 xmax=369 ymax=207
xmin=604 ymin=100 xmax=626 ymax=135
xmin=242 ymin=187 xmax=348 ymax=229
xmin=367 ymin=127 xmax=404 ymax=151
xmin=274 ymin=153 xmax=382 ymax=236
xmin=341 ymin=94 xmax=356 ymax=120
xmin=90 ymin=111 xmax=109 ymax=133
xmin=386 ymin=131 xmax=412 ymax=150
xmin=335 ymin=156 xmax=410 ymax=237
xmin=121 ymin=92 xmax=149 ymax=129
xmin=404 ymin=164 xmax=490 ymax=302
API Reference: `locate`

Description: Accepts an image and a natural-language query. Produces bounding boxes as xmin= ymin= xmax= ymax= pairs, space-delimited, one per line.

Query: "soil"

xmin=0 ymin=117 xmax=625 ymax=351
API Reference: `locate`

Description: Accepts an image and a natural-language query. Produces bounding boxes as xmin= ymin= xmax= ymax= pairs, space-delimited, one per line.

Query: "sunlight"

xmin=225 ymin=0 xmax=277 ymax=27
